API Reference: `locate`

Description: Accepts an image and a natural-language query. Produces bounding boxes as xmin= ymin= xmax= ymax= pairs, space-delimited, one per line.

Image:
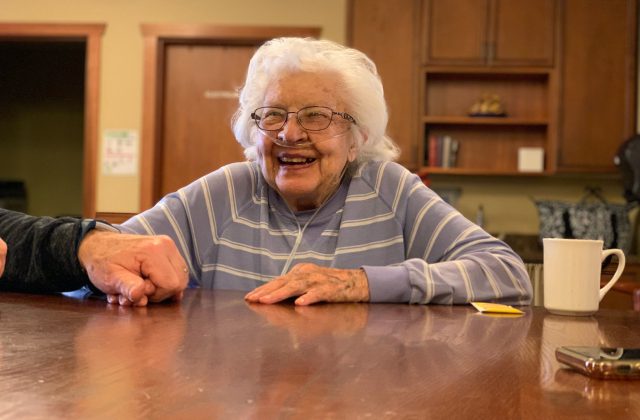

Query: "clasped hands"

xmin=2 ymin=235 xmax=370 ymax=307
xmin=245 ymin=263 xmax=370 ymax=305
xmin=78 ymin=231 xmax=188 ymax=307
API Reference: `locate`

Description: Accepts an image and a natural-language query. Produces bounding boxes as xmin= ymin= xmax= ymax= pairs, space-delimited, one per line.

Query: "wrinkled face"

xmin=255 ymin=71 xmax=357 ymax=211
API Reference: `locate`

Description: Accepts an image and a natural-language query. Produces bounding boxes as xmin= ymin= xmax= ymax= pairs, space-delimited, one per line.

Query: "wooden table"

xmin=1 ymin=290 xmax=639 ymax=419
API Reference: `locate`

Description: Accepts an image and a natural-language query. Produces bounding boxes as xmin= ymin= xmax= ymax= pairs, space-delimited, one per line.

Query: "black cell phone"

xmin=556 ymin=346 xmax=640 ymax=379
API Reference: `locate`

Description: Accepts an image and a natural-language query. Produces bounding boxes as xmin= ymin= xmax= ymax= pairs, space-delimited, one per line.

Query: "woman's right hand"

xmin=0 ymin=238 xmax=6 ymax=277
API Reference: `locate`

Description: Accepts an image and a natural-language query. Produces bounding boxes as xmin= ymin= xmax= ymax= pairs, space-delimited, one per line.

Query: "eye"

xmin=258 ymin=108 xmax=287 ymax=129
xmin=262 ymin=108 xmax=285 ymax=120
xmin=306 ymin=108 xmax=330 ymax=116
xmin=301 ymin=108 xmax=331 ymax=121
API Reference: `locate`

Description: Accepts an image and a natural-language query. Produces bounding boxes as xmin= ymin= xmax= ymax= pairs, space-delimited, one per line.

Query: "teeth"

xmin=280 ymin=156 xmax=312 ymax=163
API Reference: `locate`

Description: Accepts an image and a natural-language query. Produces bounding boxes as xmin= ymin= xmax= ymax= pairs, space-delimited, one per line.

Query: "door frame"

xmin=0 ymin=23 xmax=104 ymax=218
xmin=139 ymin=24 xmax=321 ymax=210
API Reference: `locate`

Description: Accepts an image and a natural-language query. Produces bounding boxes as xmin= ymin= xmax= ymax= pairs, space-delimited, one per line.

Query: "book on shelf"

xmin=426 ymin=135 xmax=458 ymax=168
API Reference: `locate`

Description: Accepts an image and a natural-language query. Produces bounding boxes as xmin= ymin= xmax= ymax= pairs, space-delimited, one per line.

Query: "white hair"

xmin=231 ymin=37 xmax=400 ymax=163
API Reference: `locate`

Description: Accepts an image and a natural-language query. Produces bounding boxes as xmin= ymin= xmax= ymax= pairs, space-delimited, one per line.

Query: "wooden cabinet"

xmin=423 ymin=0 xmax=557 ymax=67
xmin=348 ymin=0 xmax=421 ymax=170
xmin=556 ymin=0 xmax=637 ymax=173
xmin=349 ymin=0 xmax=637 ymax=176
xmin=420 ymin=0 xmax=559 ymax=174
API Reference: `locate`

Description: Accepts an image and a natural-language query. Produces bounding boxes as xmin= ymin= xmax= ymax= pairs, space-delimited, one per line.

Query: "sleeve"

xmin=0 ymin=208 xmax=94 ymax=293
xmin=363 ymin=173 xmax=532 ymax=306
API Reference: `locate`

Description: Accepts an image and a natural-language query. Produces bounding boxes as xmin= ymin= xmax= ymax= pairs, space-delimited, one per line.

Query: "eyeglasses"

xmin=251 ymin=106 xmax=357 ymax=132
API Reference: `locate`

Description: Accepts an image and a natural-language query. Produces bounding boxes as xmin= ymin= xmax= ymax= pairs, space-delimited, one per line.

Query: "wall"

xmin=1 ymin=0 xmax=347 ymax=212
xmin=1 ymin=1 xmax=638 ymax=252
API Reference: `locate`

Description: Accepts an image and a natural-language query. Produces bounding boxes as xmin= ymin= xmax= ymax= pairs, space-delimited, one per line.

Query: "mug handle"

xmin=598 ymin=249 xmax=626 ymax=301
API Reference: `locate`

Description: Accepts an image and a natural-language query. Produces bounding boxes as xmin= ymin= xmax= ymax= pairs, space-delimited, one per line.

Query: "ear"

xmin=347 ymin=131 xmax=367 ymax=162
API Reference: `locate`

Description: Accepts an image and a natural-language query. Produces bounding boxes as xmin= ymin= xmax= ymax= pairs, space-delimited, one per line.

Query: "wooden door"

xmin=348 ymin=0 xmax=421 ymax=170
xmin=161 ymin=44 xmax=253 ymax=196
xmin=557 ymin=0 xmax=637 ymax=172
xmin=491 ymin=0 xmax=557 ymax=66
xmin=423 ymin=0 xmax=490 ymax=65
xmin=140 ymin=25 xmax=321 ymax=210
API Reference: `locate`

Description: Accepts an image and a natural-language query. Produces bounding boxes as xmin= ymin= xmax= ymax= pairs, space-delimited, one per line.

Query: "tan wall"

xmin=1 ymin=1 xmax=638 ymax=251
xmin=1 ymin=0 xmax=347 ymax=212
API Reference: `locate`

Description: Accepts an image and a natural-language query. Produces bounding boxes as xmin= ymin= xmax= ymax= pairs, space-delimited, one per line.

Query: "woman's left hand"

xmin=244 ymin=263 xmax=370 ymax=305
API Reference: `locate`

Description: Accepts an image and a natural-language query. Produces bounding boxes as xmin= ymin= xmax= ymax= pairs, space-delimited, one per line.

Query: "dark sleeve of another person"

xmin=0 ymin=208 xmax=90 ymax=293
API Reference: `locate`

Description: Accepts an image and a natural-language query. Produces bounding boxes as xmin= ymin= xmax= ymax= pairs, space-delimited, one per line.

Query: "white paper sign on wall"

xmin=102 ymin=129 xmax=138 ymax=176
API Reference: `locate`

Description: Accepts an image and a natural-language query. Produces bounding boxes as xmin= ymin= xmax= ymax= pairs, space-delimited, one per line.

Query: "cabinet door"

xmin=423 ymin=0 xmax=490 ymax=65
xmin=491 ymin=0 xmax=557 ymax=66
xmin=557 ymin=0 xmax=637 ymax=172
xmin=424 ymin=0 xmax=557 ymax=67
xmin=349 ymin=0 xmax=420 ymax=169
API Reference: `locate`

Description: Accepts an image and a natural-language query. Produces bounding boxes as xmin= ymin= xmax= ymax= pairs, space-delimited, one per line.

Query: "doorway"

xmin=0 ymin=24 xmax=104 ymax=217
xmin=0 ymin=40 xmax=84 ymax=217
xmin=139 ymin=24 xmax=321 ymax=210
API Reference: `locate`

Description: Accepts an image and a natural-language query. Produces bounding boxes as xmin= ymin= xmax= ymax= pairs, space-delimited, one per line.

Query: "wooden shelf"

xmin=422 ymin=59 xmax=552 ymax=174
xmin=419 ymin=167 xmax=552 ymax=177
xmin=423 ymin=66 xmax=552 ymax=76
xmin=423 ymin=116 xmax=548 ymax=126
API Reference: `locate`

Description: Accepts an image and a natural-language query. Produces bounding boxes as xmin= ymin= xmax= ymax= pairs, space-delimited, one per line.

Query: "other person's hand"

xmin=244 ymin=263 xmax=370 ymax=305
xmin=0 ymin=238 xmax=6 ymax=278
xmin=78 ymin=231 xmax=188 ymax=306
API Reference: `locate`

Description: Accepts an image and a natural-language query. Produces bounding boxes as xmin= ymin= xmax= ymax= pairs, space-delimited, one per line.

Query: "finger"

xmin=107 ymin=294 xmax=119 ymax=304
xmin=244 ymin=278 xmax=289 ymax=302
xmin=132 ymin=295 xmax=149 ymax=307
xmin=118 ymin=294 xmax=133 ymax=306
xmin=294 ymin=292 xmax=319 ymax=306
xmin=111 ymin=269 xmax=148 ymax=303
xmin=139 ymin=252 xmax=187 ymax=302
xmin=161 ymin=240 xmax=190 ymax=290
xmin=149 ymin=236 xmax=188 ymax=300
xmin=256 ymin=281 xmax=307 ymax=304
xmin=143 ymin=280 xmax=157 ymax=296
xmin=294 ymin=286 xmax=333 ymax=305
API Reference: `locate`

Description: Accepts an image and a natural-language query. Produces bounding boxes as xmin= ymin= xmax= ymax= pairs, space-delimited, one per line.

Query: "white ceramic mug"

xmin=543 ymin=238 xmax=626 ymax=316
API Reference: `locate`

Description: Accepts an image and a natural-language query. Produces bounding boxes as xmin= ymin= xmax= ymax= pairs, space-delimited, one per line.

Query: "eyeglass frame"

xmin=250 ymin=106 xmax=357 ymax=133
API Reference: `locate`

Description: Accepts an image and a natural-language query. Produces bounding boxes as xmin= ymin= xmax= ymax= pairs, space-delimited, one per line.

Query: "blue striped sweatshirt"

xmin=119 ymin=161 xmax=532 ymax=305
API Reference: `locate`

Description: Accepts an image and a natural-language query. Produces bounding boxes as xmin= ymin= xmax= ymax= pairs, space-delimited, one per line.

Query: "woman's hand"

xmin=0 ymin=238 xmax=6 ymax=278
xmin=245 ymin=263 xmax=370 ymax=305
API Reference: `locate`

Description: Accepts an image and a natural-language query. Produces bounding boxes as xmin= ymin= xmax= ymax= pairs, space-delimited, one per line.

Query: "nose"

xmin=277 ymin=114 xmax=308 ymax=144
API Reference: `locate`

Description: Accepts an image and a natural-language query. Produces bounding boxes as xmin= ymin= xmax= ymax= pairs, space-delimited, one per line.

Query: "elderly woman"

xmin=120 ymin=37 xmax=532 ymax=306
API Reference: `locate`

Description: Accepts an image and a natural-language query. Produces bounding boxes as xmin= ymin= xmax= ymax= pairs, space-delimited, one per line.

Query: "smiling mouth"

xmin=278 ymin=156 xmax=316 ymax=166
